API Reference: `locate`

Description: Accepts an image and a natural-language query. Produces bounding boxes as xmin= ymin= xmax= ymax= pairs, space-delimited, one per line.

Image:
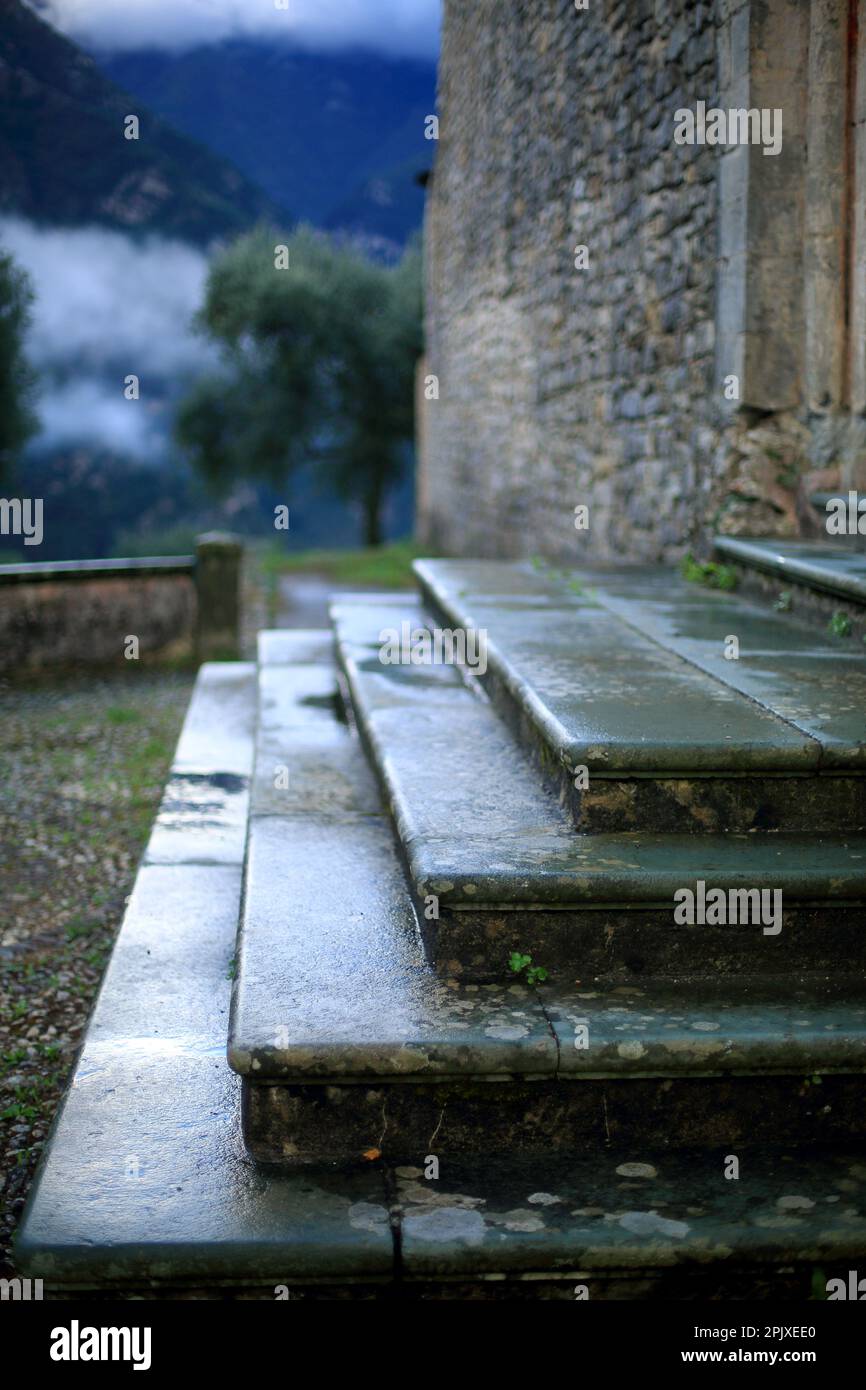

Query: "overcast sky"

xmin=31 ymin=0 xmax=441 ymax=59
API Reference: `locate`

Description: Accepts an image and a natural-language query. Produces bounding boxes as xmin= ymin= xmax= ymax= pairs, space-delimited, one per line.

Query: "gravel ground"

xmin=0 ymin=667 xmax=194 ymax=1279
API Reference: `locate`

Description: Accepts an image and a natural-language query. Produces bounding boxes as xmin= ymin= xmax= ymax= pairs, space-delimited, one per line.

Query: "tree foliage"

xmin=176 ymin=227 xmax=423 ymax=545
xmin=0 ymin=248 xmax=37 ymax=482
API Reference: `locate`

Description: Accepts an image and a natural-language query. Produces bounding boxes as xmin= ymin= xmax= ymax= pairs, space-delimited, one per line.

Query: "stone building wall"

xmin=419 ymin=0 xmax=866 ymax=563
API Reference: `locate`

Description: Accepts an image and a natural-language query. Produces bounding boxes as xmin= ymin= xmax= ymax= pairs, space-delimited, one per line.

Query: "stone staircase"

xmin=713 ymin=536 xmax=866 ymax=645
xmin=15 ymin=558 xmax=866 ymax=1298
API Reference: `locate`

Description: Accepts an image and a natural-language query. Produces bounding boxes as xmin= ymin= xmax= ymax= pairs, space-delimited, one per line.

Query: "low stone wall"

xmin=0 ymin=536 xmax=242 ymax=674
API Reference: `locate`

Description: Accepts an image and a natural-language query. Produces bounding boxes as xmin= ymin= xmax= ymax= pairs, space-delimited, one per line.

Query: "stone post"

xmin=195 ymin=532 xmax=242 ymax=662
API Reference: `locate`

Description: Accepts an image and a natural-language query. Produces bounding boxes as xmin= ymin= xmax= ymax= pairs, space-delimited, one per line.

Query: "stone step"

xmin=17 ymin=649 xmax=866 ymax=1297
xmin=13 ymin=655 xmax=397 ymax=1295
xmin=331 ymin=599 xmax=866 ymax=980
xmin=715 ymin=536 xmax=866 ymax=606
xmin=413 ymin=559 xmax=866 ymax=835
xmin=713 ymin=535 xmax=866 ymax=643
xmin=584 ymin=565 xmax=866 ymax=768
xmin=231 ymin=632 xmax=866 ymax=1165
xmin=390 ymin=1148 xmax=866 ymax=1297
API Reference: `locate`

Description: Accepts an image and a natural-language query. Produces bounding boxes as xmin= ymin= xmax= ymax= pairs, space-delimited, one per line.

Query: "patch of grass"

xmin=64 ymin=916 xmax=97 ymax=942
xmin=259 ymin=538 xmax=429 ymax=590
xmin=774 ymin=590 xmax=792 ymax=612
xmin=105 ymin=707 xmax=142 ymax=725
xmin=681 ymin=553 xmax=738 ymax=591
xmin=1 ymin=1103 xmax=38 ymax=1121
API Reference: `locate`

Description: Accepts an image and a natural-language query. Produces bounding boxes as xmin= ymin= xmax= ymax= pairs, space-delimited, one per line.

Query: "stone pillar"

xmin=194 ymin=532 xmax=242 ymax=662
xmin=715 ymin=0 xmax=810 ymax=414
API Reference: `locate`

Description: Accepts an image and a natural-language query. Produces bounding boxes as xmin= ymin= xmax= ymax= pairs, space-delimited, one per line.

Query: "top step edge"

xmin=413 ymin=562 xmax=834 ymax=775
xmin=257 ymin=629 xmax=332 ymax=667
xmin=714 ymin=537 xmax=866 ymax=605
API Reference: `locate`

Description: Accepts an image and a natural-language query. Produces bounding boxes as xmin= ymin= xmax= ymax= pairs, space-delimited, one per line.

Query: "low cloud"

xmin=1 ymin=216 xmax=215 ymax=460
xmin=0 ymin=217 xmax=212 ymax=376
xmin=36 ymin=378 xmax=171 ymax=459
xmin=29 ymin=0 xmax=441 ymax=59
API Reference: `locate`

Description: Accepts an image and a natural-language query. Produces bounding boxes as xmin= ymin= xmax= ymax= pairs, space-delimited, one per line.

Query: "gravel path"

xmin=0 ymin=668 xmax=193 ymax=1279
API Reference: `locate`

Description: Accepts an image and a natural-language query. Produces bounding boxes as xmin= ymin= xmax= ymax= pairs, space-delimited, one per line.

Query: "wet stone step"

xmin=14 ymin=662 xmax=396 ymax=1292
xmin=580 ymin=566 xmax=866 ymax=772
xmin=391 ymin=1147 xmax=866 ymax=1293
xmin=242 ymin=983 xmax=866 ymax=1163
xmin=233 ymin=634 xmax=866 ymax=1166
xmin=714 ymin=536 xmax=866 ymax=606
xmin=330 ymin=601 xmax=866 ymax=979
xmin=246 ymin=1071 xmax=866 ymax=1166
xmin=413 ymin=559 xmax=866 ymax=833
xmin=19 ymin=651 xmax=866 ymax=1294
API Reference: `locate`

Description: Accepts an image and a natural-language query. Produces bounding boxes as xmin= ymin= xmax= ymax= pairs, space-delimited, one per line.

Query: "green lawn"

xmin=258 ymin=537 xmax=430 ymax=590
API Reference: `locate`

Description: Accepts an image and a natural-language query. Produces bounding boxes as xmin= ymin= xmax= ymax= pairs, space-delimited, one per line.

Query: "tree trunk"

xmin=363 ymin=477 xmax=384 ymax=547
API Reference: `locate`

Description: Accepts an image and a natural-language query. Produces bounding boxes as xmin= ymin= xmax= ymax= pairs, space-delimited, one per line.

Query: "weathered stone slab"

xmin=541 ymin=982 xmax=866 ymax=1076
xmin=237 ymin=649 xmax=866 ymax=1168
xmin=145 ymin=772 xmax=249 ymax=866
xmin=86 ymin=863 xmax=242 ymax=1044
xmin=395 ymin=1149 xmax=866 ymax=1282
xmin=245 ymin=1069 xmax=866 ymax=1165
xmin=409 ymin=829 xmax=866 ymax=907
xmin=428 ymin=903 xmax=866 ymax=984
xmin=171 ymin=661 xmax=257 ymax=777
xmin=15 ymin=663 xmax=394 ymax=1290
xmin=253 ymin=725 xmax=381 ymax=820
xmin=414 ymin=560 xmax=818 ymax=774
xmin=411 ymin=560 xmax=866 ymax=834
xmin=715 ymin=537 xmax=866 ymax=605
xmin=333 ymin=600 xmax=576 ymax=848
xmin=230 ymin=815 xmax=557 ymax=1079
xmin=258 ymin=629 xmax=334 ymax=666
xmin=581 ymin=567 xmax=866 ymax=770
xmin=29 ymin=1049 xmax=392 ymax=1288
xmin=143 ymin=662 xmax=255 ymax=865
xmin=331 ymin=595 xmax=866 ymax=978
xmin=258 ymin=663 xmax=344 ymax=733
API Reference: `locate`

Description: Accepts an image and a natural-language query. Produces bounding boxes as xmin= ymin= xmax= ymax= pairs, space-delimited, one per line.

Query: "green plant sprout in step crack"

xmin=508 ymin=952 xmax=548 ymax=986
xmin=828 ymin=611 xmax=852 ymax=639
xmin=680 ymin=553 xmax=738 ymax=591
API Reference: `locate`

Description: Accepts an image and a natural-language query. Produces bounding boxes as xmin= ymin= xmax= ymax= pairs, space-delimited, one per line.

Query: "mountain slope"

xmin=100 ymin=41 xmax=436 ymax=247
xmin=0 ymin=0 xmax=288 ymax=243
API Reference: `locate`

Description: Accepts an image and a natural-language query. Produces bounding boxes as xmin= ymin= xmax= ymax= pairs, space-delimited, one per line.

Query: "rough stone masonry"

xmin=418 ymin=0 xmax=866 ymax=563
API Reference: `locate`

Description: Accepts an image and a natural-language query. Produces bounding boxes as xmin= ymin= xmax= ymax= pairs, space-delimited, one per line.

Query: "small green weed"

xmin=508 ymin=951 xmax=549 ymax=986
xmin=680 ymin=554 xmax=738 ymax=591
xmin=828 ymin=611 xmax=852 ymax=638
